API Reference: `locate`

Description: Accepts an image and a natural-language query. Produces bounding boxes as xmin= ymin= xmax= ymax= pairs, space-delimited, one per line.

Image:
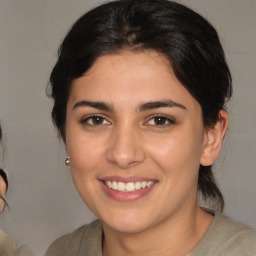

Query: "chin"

xmin=101 ymin=210 xmax=155 ymax=234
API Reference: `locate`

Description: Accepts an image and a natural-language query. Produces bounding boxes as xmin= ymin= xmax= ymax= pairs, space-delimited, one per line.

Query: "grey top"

xmin=44 ymin=213 xmax=256 ymax=256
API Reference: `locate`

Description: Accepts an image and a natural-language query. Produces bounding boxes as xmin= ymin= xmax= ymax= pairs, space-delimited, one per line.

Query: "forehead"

xmin=85 ymin=50 xmax=172 ymax=82
xmin=69 ymin=50 xmax=199 ymax=111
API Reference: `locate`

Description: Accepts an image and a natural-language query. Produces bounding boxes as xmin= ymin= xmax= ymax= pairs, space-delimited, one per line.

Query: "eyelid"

xmin=80 ymin=114 xmax=111 ymax=125
xmin=145 ymin=114 xmax=176 ymax=126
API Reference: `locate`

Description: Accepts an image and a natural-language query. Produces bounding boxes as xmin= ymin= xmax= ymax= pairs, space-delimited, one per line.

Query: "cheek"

xmin=0 ymin=181 xmax=6 ymax=198
xmin=0 ymin=185 xmax=6 ymax=213
xmin=66 ymin=128 xmax=107 ymax=175
xmin=146 ymin=129 xmax=203 ymax=178
xmin=65 ymin=130 xmax=105 ymax=213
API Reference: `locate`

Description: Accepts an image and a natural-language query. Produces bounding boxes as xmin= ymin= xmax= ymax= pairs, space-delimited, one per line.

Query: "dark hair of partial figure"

xmin=48 ymin=0 xmax=232 ymax=211
xmin=0 ymin=125 xmax=9 ymax=210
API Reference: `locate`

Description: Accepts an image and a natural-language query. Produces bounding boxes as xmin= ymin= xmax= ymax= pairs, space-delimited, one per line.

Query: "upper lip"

xmin=99 ymin=176 xmax=157 ymax=183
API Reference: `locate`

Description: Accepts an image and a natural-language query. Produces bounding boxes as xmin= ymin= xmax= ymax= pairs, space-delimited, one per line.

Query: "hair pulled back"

xmin=49 ymin=0 xmax=232 ymax=211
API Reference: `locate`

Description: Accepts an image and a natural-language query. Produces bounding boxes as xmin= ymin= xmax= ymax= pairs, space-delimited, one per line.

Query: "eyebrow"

xmin=72 ymin=100 xmax=114 ymax=112
xmin=138 ymin=100 xmax=187 ymax=111
xmin=72 ymin=99 xmax=186 ymax=112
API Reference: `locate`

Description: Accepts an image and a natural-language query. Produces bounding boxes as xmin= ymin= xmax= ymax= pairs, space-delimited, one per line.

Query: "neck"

xmin=102 ymin=206 xmax=213 ymax=256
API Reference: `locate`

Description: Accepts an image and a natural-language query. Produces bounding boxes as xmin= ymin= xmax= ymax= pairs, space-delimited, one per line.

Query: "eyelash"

xmin=80 ymin=114 xmax=175 ymax=127
xmin=146 ymin=114 xmax=175 ymax=127
xmin=80 ymin=114 xmax=111 ymax=126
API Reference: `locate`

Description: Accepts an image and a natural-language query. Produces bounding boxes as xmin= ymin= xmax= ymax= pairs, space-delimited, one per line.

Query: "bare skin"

xmin=0 ymin=176 xmax=7 ymax=213
xmin=103 ymin=206 xmax=213 ymax=256
xmin=66 ymin=50 xmax=228 ymax=256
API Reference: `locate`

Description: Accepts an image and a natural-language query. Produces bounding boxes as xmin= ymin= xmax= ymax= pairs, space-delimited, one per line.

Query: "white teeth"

xmin=106 ymin=181 xmax=112 ymax=189
xmin=147 ymin=181 xmax=153 ymax=187
xmin=105 ymin=180 xmax=154 ymax=192
xmin=126 ymin=182 xmax=135 ymax=192
xmin=135 ymin=182 xmax=142 ymax=190
xmin=112 ymin=181 xmax=118 ymax=190
xmin=118 ymin=182 xmax=126 ymax=191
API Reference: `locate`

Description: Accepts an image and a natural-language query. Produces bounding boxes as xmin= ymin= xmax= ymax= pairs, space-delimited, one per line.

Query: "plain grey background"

xmin=0 ymin=0 xmax=255 ymax=255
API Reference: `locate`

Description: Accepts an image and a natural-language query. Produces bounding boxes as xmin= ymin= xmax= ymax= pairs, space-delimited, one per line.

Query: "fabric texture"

xmin=44 ymin=213 xmax=256 ymax=256
xmin=0 ymin=229 xmax=35 ymax=256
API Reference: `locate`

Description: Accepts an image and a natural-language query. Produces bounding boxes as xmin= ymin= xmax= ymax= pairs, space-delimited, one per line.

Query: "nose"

xmin=106 ymin=125 xmax=146 ymax=169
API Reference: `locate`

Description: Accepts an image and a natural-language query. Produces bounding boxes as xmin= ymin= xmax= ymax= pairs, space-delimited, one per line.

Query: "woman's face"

xmin=66 ymin=51 xmax=209 ymax=234
xmin=0 ymin=176 xmax=7 ymax=213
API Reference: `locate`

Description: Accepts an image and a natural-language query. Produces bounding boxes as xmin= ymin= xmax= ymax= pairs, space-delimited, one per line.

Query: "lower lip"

xmin=100 ymin=181 xmax=156 ymax=202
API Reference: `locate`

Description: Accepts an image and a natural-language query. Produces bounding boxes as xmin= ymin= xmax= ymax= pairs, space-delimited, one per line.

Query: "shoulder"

xmin=190 ymin=213 xmax=256 ymax=256
xmin=214 ymin=213 xmax=256 ymax=238
xmin=0 ymin=229 xmax=35 ymax=256
xmin=15 ymin=244 xmax=36 ymax=256
xmin=0 ymin=229 xmax=16 ymax=256
xmin=214 ymin=213 xmax=256 ymax=255
xmin=44 ymin=219 xmax=103 ymax=256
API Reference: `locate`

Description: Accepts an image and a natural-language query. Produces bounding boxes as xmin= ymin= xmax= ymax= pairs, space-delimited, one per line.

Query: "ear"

xmin=200 ymin=110 xmax=228 ymax=166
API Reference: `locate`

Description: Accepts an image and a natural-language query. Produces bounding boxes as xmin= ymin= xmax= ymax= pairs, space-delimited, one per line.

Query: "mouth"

xmin=99 ymin=177 xmax=157 ymax=202
xmin=103 ymin=180 xmax=154 ymax=192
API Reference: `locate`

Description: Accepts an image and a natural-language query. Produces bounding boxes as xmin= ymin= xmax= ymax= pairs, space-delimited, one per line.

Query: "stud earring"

xmin=65 ymin=156 xmax=70 ymax=166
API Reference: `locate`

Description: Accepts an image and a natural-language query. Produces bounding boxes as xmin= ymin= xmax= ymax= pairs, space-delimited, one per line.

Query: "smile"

xmin=104 ymin=180 xmax=154 ymax=192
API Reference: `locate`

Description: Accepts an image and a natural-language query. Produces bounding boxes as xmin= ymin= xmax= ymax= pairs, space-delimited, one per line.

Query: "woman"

xmin=0 ymin=125 xmax=8 ymax=213
xmin=45 ymin=0 xmax=256 ymax=255
xmin=0 ymin=126 xmax=35 ymax=256
xmin=0 ymin=169 xmax=8 ymax=213
xmin=0 ymin=169 xmax=35 ymax=256
xmin=0 ymin=168 xmax=17 ymax=256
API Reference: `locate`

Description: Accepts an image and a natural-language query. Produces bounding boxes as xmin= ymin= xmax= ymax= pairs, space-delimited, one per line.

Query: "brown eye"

xmin=147 ymin=115 xmax=175 ymax=126
xmin=82 ymin=115 xmax=111 ymax=126
xmin=153 ymin=117 xmax=167 ymax=125
xmin=90 ymin=116 xmax=105 ymax=125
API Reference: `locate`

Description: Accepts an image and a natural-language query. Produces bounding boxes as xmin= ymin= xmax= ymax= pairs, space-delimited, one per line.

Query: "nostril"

xmin=107 ymin=153 xmax=146 ymax=169
xmin=106 ymin=129 xmax=146 ymax=168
